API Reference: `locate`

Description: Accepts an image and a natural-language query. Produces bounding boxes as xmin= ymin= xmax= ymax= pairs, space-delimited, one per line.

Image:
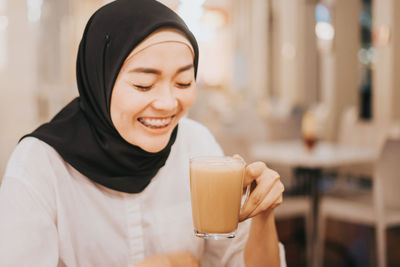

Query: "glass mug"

xmin=189 ymin=156 xmax=245 ymax=239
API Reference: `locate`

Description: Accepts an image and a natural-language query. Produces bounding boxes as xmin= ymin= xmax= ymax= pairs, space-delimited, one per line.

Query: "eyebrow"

xmin=176 ymin=64 xmax=194 ymax=73
xmin=128 ymin=64 xmax=194 ymax=75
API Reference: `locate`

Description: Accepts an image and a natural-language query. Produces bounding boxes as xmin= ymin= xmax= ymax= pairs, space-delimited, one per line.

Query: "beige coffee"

xmin=190 ymin=157 xmax=245 ymax=234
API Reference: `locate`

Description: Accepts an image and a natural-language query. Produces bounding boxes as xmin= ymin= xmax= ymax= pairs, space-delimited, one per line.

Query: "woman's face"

xmin=110 ymin=42 xmax=196 ymax=152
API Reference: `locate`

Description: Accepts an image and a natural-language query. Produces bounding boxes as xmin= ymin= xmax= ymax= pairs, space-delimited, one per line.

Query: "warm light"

xmin=201 ymin=9 xmax=225 ymax=28
xmin=27 ymin=0 xmax=43 ymax=23
xmin=373 ymin=25 xmax=391 ymax=46
xmin=178 ymin=0 xmax=206 ymax=28
xmin=178 ymin=0 xmax=215 ymax=41
xmin=315 ymin=22 xmax=334 ymax=41
xmin=302 ymin=111 xmax=318 ymax=151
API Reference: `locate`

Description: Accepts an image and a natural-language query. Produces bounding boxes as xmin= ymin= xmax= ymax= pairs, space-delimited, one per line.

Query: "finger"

xmin=239 ymin=171 xmax=279 ymax=221
xmin=247 ymin=182 xmax=284 ymax=218
xmin=272 ymin=195 xmax=283 ymax=209
xmin=243 ymin=161 xmax=267 ymax=188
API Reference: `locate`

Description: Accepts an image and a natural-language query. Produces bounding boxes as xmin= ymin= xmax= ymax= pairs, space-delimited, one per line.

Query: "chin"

xmin=133 ymin=137 xmax=171 ymax=153
xmin=139 ymin=143 xmax=168 ymax=153
xmin=123 ymin=125 xmax=177 ymax=153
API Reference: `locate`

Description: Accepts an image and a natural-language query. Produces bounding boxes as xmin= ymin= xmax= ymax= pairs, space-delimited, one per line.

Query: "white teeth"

xmin=139 ymin=117 xmax=172 ymax=128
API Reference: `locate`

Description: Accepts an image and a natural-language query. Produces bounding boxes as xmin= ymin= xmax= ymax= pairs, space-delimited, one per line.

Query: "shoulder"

xmin=3 ymin=137 xmax=68 ymax=204
xmin=11 ymin=136 xmax=59 ymax=159
xmin=178 ymin=117 xmax=214 ymax=137
xmin=1 ymin=137 xmax=64 ymax=217
xmin=5 ymin=137 xmax=64 ymax=179
xmin=176 ymin=117 xmax=223 ymax=156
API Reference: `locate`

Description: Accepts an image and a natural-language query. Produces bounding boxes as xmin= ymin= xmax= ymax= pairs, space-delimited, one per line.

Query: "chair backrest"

xmin=338 ymin=107 xmax=386 ymax=155
xmin=374 ymin=138 xmax=400 ymax=209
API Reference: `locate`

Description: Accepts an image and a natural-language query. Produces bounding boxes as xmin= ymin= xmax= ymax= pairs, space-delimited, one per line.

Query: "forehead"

xmin=122 ymin=42 xmax=194 ymax=70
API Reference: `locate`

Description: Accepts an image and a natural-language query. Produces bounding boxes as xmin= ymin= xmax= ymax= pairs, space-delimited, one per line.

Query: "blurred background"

xmin=0 ymin=0 xmax=399 ymax=266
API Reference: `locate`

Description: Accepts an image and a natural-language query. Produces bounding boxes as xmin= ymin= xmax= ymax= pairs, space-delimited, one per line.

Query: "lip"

xmin=139 ymin=115 xmax=175 ymax=120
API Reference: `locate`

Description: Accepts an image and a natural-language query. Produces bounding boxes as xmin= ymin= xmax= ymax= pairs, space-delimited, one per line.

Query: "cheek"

xmin=179 ymin=87 xmax=196 ymax=111
xmin=110 ymin=84 xmax=149 ymax=125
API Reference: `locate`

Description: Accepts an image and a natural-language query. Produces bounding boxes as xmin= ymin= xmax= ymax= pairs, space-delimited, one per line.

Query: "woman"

xmin=0 ymin=0 xmax=286 ymax=266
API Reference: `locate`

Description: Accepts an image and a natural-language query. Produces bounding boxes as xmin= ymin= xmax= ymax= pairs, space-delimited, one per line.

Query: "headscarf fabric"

xmin=22 ymin=0 xmax=199 ymax=193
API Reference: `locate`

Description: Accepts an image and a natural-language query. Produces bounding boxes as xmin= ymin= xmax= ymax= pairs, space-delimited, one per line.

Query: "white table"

xmin=250 ymin=140 xmax=376 ymax=168
xmin=249 ymin=140 xmax=377 ymax=267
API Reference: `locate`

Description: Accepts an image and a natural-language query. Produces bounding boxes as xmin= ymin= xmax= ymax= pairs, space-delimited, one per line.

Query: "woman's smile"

xmin=137 ymin=115 xmax=176 ymax=129
xmin=110 ymin=41 xmax=196 ymax=152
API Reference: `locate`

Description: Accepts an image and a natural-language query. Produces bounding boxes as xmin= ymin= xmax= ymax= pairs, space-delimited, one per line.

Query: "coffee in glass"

xmin=189 ymin=156 xmax=245 ymax=239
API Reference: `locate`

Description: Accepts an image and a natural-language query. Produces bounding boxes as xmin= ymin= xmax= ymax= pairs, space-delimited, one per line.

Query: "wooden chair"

xmin=317 ymin=138 xmax=400 ymax=267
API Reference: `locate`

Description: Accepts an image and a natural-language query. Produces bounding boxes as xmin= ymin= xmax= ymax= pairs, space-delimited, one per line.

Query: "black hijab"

xmin=22 ymin=0 xmax=199 ymax=193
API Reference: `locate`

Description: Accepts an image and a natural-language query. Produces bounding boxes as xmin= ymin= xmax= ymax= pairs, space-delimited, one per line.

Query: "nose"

xmin=152 ymin=85 xmax=178 ymax=111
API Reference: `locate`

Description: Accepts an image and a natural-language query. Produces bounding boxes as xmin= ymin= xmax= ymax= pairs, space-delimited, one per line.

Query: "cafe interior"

xmin=0 ymin=0 xmax=399 ymax=266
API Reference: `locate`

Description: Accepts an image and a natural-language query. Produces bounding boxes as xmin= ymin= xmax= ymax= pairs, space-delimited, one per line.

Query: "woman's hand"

xmin=135 ymin=251 xmax=200 ymax=267
xmin=238 ymin=158 xmax=284 ymax=222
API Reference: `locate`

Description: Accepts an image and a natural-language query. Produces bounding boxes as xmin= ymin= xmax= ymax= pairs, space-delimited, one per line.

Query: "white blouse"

xmin=0 ymin=118 xmax=286 ymax=267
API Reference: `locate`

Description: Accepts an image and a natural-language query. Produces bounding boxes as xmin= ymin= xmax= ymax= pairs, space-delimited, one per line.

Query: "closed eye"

xmin=176 ymin=82 xmax=192 ymax=89
xmin=133 ymin=84 xmax=152 ymax=91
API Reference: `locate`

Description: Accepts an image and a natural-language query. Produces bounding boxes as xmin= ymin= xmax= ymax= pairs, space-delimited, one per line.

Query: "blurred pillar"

xmin=279 ymin=0 xmax=318 ymax=108
xmin=4 ymin=0 xmax=38 ymax=127
xmin=303 ymin=0 xmax=319 ymax=106
xmin=232 ymin=0 xmax=318 ymax=112
xmin=0 ymin=0 xmax=40 ymax=175
xmin=394 ymin=1 xmax=400 ymax=122
xmin=36 ymin=0 xmax=106 ymax=123
xmin=373 ymin=0 xmax=400 ymax=125
xmin=319 ymin=0 xmax=361 ymax=141
xmin=36 ymin=0 xmax=74 ymax=121
xmin=278 ymin=0 xmax=300 ymax=107
xmin=268 ymin=0 xmax=281 ymax=100
xmin=231 ymin=0 xmax=263 ymax=99
xmin=249 ymin=0 xmax=269 ymax=102
xmin=232 ymin=0 xmax=276 ymax=109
